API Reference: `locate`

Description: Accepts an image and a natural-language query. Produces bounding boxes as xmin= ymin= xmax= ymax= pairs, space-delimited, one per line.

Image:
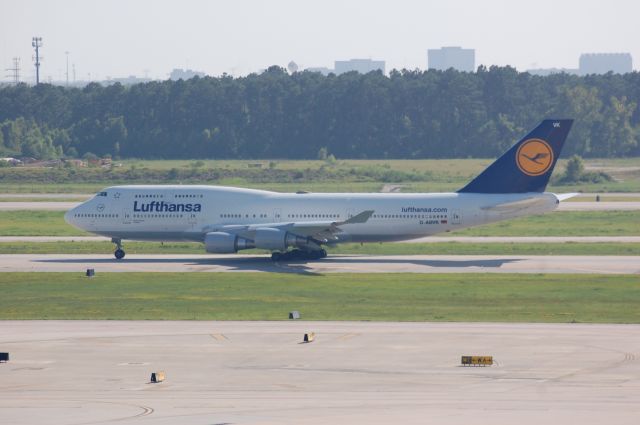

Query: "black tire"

xmin=271 ymin=252 xmax=282 ymax=262
xmin=114 ymin=249 xmax=125 ymax=260
xmin=319 ymin=249 xmax=327 ymax=258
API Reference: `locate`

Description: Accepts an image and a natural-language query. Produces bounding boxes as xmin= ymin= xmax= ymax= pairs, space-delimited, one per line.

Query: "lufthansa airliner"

xmin=65 ymin=119 xmax=575 ymax=261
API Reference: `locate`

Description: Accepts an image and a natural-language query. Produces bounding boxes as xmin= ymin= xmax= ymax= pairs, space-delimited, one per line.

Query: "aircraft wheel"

xmin=114 ymin=249 xmax=126 ymax=260
xmin=271 ymin=252 xmax=282 ymax=262
xmin=319 ymin=249 xmax=327 ymax=258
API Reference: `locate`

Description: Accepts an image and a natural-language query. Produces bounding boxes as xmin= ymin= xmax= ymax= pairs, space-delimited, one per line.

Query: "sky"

xmin=1 ymin=0 xmax=639 ymax=83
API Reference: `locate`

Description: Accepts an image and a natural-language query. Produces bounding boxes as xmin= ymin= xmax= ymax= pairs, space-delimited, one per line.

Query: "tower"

xmin=32 ymin=37 xmax=43 ymax=85
xmin=5 ymin=57 xmax=20 ymax=84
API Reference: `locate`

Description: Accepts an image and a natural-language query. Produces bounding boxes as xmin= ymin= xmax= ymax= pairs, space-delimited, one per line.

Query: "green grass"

xmin=0 ymin=272 xmax=638 ymax=322
xmin=0 ymin=211 xmax=90 ymax=236
xmin=452 ymin=211 xmax=640 ymax=236
xmin=0 ymin=241 xmax=638 ymax=256
xmin=1 ymin=157 xmax=639 ymax=193
xmin=0 ymin=210 xmax=638 ymax=237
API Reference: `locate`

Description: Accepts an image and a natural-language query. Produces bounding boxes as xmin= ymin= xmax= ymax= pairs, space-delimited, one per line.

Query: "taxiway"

xmin=0 ymin=253 xmax=637 ymax=274
xmin=1 ymin=320 xmax=639 ymax=425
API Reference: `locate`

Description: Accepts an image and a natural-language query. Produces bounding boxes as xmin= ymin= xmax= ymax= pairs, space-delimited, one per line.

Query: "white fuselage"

xmin=65 ymin=185 xmax=561 ymax=244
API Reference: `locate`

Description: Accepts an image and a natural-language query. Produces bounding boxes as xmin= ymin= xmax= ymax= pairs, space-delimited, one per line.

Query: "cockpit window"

xmin=96 ymin=191 xmax=108 ymax=197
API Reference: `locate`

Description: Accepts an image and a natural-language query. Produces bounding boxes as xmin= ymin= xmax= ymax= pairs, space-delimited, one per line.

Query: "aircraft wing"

xmin=212 ymin=210 xmax=374 ymax=242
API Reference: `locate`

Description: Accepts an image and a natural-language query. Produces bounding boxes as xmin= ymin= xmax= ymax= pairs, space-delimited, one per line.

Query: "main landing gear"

xmin=112 ymin=238 xmax=125 ymax=260
xmin=271 ymin=249 xmax=327 ymax=262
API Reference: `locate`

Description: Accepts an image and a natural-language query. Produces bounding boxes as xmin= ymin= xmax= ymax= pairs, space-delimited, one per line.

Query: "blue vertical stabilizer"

xmin=458 ymin=119 xmax=573 ymax=194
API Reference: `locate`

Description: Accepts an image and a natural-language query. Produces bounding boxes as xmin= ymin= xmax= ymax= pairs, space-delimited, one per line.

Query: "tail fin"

xmin=458 ymin=119 xmax=573 ymax=194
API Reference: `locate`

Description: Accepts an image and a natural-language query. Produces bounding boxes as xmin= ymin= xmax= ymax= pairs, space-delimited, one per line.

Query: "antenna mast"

xmin=32 ymin=37 xmax=43 ymax=85
xmin=5 ymin=57 xmax=20 ymax=84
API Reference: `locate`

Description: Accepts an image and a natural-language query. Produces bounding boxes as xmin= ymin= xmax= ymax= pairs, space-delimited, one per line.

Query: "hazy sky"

xmin=2 ymin=0 xmax=638 ymax=82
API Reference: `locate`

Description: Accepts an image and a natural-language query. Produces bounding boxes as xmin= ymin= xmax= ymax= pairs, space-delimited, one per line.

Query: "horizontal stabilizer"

xmin=555 ymin=193 xmax=579 ymax=201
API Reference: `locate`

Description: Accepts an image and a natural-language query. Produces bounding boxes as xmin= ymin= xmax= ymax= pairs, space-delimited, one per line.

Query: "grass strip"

xmin=0 ymin=272 xmax=638 ymax=323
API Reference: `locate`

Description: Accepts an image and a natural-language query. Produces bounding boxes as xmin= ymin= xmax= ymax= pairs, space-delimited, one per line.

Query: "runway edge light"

xmin=303 ymin=333 xmax=315 ymax=343
xmin=150 ymin=371 xmax=165 ymax=383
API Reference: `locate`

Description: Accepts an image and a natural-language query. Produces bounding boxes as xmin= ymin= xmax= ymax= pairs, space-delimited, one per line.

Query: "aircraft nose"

xmin=64 ymin=207 xmax=75 ymax=226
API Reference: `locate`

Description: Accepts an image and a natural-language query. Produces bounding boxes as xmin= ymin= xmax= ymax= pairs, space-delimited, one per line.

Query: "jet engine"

xmin=204 ymin=232 xmax=254 ymax=253
xmin=254 ymin=228 xmax=316 ymax=251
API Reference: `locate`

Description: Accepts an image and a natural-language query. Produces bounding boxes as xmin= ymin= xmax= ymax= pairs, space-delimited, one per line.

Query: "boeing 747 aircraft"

xmin=65 ymin=119 xmax=574 ymax=261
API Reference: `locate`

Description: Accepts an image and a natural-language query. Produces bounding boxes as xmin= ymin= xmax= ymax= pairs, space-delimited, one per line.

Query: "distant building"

xmin=526 ymin=68 xmax=579 ymax=76
xmin=334 ymin=59 xmax=385 ymax=75
xmin=305 ymin=67 xmax=334 ymax=76
xmin=108 ymin=75 xmax=152 ymax=85
xmin=169 ymin=68 xmax=206 ymax=81
xmin=579 ymin=53 xmax=633 ymax=75
xmin=428 ymin=46 xmax=475 ymax=72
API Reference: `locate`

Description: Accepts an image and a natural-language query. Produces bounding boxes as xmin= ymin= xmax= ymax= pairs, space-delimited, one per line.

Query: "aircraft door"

xmin=273 ymin=208 xmax=282 ymax=222
xmin=188 ymin=212 xmax=198 ymax=229
xmin=122 ymin=208 xmax=132 ymax=224
xmin=451 ymin=209 xmax=462 ymax=225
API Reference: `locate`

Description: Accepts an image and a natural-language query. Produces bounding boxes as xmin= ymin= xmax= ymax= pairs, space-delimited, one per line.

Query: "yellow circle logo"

xmin=516 ymin=139 xmax=554 ymax=176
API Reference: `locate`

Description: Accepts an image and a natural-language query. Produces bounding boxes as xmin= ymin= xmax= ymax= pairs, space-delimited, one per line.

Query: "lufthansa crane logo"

xmin=516 ymin=139 xmax=554 ymax=176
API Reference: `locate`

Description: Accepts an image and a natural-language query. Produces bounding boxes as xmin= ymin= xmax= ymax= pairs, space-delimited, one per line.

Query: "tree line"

xmin=0 ymin=65 xmax=638 ymax=160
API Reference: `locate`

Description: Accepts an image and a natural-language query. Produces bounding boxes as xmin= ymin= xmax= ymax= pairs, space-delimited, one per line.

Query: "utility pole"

xmin=65 ymin=51 xmax=70 ymax=86
xmin=5 ymin=57 xmax=20 ymax=84
xmin=72 ymin=63 xmax=76 ymax=83
xmin=32 ymin=37 xmax=43 ymax=85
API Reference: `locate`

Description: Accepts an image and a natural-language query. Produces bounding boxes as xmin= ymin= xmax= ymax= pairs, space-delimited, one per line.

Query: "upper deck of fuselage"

xmin=98 ymin=184 xmax=463 ymax=202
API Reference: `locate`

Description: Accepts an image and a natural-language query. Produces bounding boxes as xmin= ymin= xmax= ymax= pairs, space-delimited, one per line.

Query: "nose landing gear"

xmin=112 ymin=238 xmax=126 ymax=260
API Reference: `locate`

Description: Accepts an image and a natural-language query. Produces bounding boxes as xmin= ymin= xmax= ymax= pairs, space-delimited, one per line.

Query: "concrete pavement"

xmin=0 ymin=253 xmax=637 ymax=274
xmin=1 ymin=320 xmax=640 ymax=425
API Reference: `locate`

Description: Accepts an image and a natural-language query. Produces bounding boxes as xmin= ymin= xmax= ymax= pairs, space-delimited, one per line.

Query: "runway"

xmin=557 ymin=201 xmax=640 ymax=211
xmin=1 ymin=320 xmax=640 ymax=425
xmin=0 ymin=253 xmax=638 ymax=274
xmin=1 ymin=235 xmax=639 ymax=243
xmin=1 ymin=201 xmax=640 ymax=211
xmin=0 ymin=202 xmax=79 ymax=211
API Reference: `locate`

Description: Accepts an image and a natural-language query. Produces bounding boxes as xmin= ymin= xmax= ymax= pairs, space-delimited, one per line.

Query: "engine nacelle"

xmin=204 ymin=232 xmax=254 ymax=253
xmin=254 ymin=228 xmax=287 ymax=251
xmin=254 ymin=228 xmax=313 ymax=251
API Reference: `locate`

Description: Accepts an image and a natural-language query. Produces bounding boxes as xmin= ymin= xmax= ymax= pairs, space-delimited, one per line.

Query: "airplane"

xmin=65 ymin=119 xmax=575 ymax=261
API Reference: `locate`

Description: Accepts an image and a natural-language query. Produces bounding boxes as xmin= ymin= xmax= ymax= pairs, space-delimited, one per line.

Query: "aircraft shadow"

xmin=323 ymin=257 xmax=522 ymax=268
xmin=38 ymin=256 xmax=523 ymax=274
xmin=36 ymin=256 xmax=324 ymax=275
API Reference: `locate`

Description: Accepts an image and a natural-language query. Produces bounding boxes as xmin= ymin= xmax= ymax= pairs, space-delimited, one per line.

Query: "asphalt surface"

xmin=1 ymin=235 xmax=640 ymax=243
xmin=1 ymin=321 xmax=640 ymax=425
xmin=0 ymin=202 xmax=79 ymax=211
xmin=0 ymin=254 xmax=638 ymax=274
xmin=557 ymin=201 xmax=640 ymax=211
xmin=0 ymin=193 xmax=91 ymax=199
xmin=1 ymin=201 xmax=640 ymax=211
